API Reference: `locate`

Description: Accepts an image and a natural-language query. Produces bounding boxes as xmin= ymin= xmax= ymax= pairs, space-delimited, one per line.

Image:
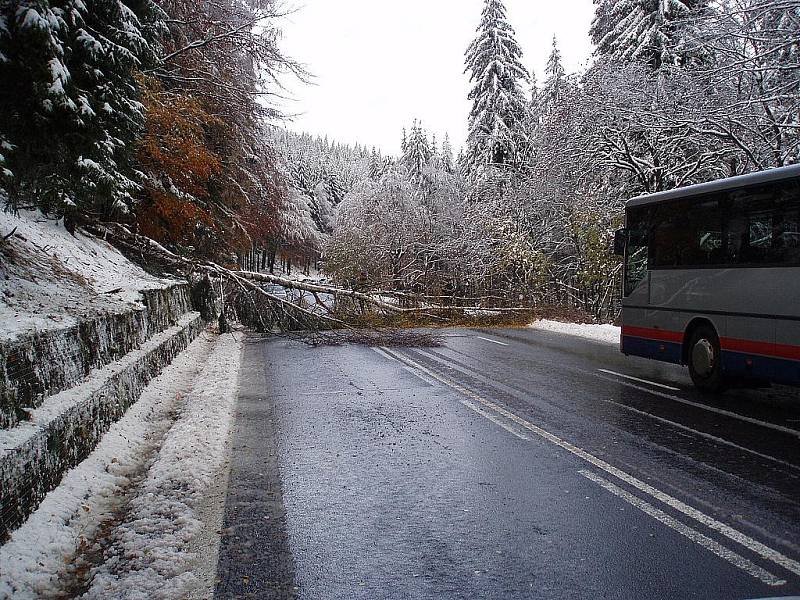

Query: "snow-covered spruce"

xmin=463 ymin=0 xmax=530 ymax=172
xmin=0 ymin=331 xmax=244 ymax=600
xmin=0 ymin=0 xmax=161 ymax=213
xmin=590 ymin=0 xmax=706 ymax=70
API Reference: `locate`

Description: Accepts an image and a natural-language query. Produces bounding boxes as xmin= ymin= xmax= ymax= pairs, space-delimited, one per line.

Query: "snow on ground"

xmin=0 ymin=209 xmax=175 ymax=342
xmin=529 ymin=319 xmax=621 ymax=346
xmin=0 ymin=330 xmax=244 ymax=599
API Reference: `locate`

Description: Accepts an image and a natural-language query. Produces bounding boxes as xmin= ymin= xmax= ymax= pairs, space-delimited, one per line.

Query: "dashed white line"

xmin=579 ymin=470 xmax=786 ymax=587
xmin=389 ymin=349 xmax=800 ymax=582
xmin=598 ymin=368 xmax=681 ymax=391
xmin=594 ymin=373 xmax=800 ymax=440
xmin=476 ymin=336 xmax=509 ymax=346
xmin=600 ymin=398 xmax=800 ymax=472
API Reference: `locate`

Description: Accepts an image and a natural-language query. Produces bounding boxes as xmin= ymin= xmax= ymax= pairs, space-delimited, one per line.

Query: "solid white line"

xmin=477 ymin=336 xmax=509 ymax=346
xmin=459 ymin=399 xmax=530 ymax=440
xmin=600 ymin=398 xmax=800 ymax=472
xmin=371 ymin=347 xmax=397 ymax=361
xmin=594 ymin=373 xmax=800 ymax=440
xmin=379 ymin=347 xmax=438 ymax=385
xmin=579 ymin=470 xmax=786 ymax=587
xmin=389 ymin=349 xmax=800 ymax=580
xmin=401 ymin=365 xmax=438 ymax=385
xmin=598 ymin=368 xmax=681 ymax=391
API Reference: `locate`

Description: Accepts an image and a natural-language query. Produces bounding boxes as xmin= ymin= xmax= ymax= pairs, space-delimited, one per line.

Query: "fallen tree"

xmin=80 ymin=220 xmax=533 ymax=344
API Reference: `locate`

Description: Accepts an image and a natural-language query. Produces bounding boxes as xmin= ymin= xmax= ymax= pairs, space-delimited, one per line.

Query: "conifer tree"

xmin=402 ymin=120 xmax=433 ymax=178
xmin=528 ymin=69 xmax=540 ymax=123
xmin=0 ymin=0 xmax=163 ymax=214
xmin=590 ymin=0 xmax=707 ymax=69
xmin=541 ymin=37 xmax=566 ymax=114
xmin=464 ymin=0 xmax=530 ymax=172
xmin=441 ymin=134 xmax=455 ymax=174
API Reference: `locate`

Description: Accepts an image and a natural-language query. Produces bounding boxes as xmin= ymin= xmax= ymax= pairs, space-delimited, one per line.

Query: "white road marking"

xmin=459 ymin=399 xmax=530 ymax=441
xmin=411 ymin=347 xmax=797 ymax=471
xmin=594 ymin=373 xmax=800 ymax=440
xmin=378 ymin=347 xmax=438 ymax=385
xmin=600 ymin=398 xmax=800 ymax=472
xmin=371 ymin=347 xmax=397 ymax=361
xmin=477 ymin=336 xmax=509 ymax=346
xmin=401 ymin=365 xmax=438 ymax=385
xmin=389 ymin=349 xmax=800 ymax=581
xmin=579 ymin=470 xmax=786 ymax=587
xmin=598 ymin=368 xmax=681 ymax=391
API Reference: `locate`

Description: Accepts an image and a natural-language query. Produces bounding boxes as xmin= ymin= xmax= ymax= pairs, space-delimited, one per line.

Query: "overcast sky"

xmin=275 ymin=1 xmax=595 ymax=156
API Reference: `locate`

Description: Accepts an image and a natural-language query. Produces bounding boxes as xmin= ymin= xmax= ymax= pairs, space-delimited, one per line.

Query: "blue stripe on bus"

xmin=722 ymin=351 xmax=800 ymax=386
xmin=624 ymin=335 xmax=800 ymax=386
xmin=621 ymin=336 xmax=682 ymax=365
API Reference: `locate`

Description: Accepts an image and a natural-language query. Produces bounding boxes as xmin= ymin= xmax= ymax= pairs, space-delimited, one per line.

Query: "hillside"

xmin=0 ymin=211 xmax=176 ymax=343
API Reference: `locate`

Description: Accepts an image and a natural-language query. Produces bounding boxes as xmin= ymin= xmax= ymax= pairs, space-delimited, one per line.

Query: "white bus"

xmin=615 ymin=164 xmax=800 ymax=392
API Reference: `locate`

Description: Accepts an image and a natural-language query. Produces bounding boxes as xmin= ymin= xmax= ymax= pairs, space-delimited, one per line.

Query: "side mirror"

xmin=613 ymin=229 xmax=627 ymax=256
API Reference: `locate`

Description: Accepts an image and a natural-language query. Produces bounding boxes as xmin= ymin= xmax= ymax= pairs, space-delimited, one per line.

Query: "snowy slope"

xmin=0 ymin=210 xmax=175 ymax=342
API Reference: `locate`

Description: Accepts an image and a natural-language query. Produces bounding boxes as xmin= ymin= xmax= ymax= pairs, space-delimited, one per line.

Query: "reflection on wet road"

xmin=216 ymin=327 xmax=800 ymax=600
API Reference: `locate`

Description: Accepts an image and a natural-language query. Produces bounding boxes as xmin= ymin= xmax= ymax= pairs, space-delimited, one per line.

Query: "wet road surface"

xmin=216 ymin=327 xmax=800 ymax=599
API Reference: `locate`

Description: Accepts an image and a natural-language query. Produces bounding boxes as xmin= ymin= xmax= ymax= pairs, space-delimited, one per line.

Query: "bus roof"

xmin=626 ymin=164 xmax=800 ymax=209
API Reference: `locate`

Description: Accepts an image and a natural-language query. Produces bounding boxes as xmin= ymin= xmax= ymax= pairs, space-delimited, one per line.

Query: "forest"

xmin=1 ymin=0 xmax=799 ymax=322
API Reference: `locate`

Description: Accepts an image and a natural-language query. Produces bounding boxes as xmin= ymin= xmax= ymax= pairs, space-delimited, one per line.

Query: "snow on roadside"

xmin=81 ymin=331 xmax=244 ymax=600
xmin=0 ymin=330 xmax=244 ymax=599
xmin=529 ymin=319 xmax=621 ymax=346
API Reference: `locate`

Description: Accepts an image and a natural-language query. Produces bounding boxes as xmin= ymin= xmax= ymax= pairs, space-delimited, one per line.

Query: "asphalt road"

xmin=215 ymin=326 xmax=800 ymax=600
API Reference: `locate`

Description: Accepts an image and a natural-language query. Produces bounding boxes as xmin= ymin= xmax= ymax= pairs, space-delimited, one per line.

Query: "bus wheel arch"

xmin=682 ymin=318 xmax=716 ymax=364
xmin=683 ymin=319 xmax=726 ymax=393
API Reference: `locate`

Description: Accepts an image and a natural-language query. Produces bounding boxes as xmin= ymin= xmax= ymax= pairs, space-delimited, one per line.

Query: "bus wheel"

xmin=688 ymin=325 xmax=725 ymax=393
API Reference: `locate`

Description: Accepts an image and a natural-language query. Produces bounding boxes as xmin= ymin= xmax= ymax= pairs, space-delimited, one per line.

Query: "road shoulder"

xmin=215 ymin=336 xmax=297 ymax=600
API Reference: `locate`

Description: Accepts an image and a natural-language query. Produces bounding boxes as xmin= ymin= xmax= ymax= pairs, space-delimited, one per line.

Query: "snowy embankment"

xmin=0 ymin=209 xmax=173 ymax=343
xmin=529 ymin=319 xmax=621 ymax=346
xmin=0 ymin=330 xmax=244 ymax=600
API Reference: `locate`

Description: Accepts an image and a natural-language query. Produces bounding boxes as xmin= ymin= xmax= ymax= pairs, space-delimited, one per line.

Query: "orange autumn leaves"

xmin=135 ymin=75 xmax=224 ymax=249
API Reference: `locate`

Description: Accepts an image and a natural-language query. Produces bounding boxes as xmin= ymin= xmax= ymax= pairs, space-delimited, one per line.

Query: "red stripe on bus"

xmin=622 ymin=325 xmax=800 ymax=362
xmin=621 ymin=326 xmax=683 ymax=344
xmin=721 ymin=338 xmax=800 ymax=361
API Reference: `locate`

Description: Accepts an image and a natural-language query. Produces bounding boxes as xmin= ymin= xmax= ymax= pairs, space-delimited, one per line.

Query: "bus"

xmin=614 ymin=164 xmax=800 ymax=392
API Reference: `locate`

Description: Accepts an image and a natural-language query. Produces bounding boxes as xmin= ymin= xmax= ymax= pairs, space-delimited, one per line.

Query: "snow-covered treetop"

xmin=591 ymin=0 xmax=707 ymax=69
xmin=464 ymin=0 xmax=530 ymax=172
xmin=542 ymin=36 xmax=566 ymax=113
xmin=402 ymin=120 xmax=433 ymax=178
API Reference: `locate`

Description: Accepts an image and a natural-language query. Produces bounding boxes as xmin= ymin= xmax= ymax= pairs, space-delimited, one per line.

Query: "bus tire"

xmin=688 ymin=325 xmax=726 ymax=393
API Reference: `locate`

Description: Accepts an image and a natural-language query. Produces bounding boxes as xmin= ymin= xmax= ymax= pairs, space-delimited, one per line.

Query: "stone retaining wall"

xmin=0 ymin=284 xmax=192 ymax=429
xmin=0 ymin=313 xmax=204 ymax=541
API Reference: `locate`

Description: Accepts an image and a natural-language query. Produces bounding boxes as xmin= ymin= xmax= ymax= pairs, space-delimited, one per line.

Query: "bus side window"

xmin=726 ymin=185 xmax=779 ymax=265
xmin=778 ymin=209 xmax=800 ymax=263
xmin=684 ymin=197 xmax=722 ymax=266
xmin=650 ymin=199 xmax=688 ymax=267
